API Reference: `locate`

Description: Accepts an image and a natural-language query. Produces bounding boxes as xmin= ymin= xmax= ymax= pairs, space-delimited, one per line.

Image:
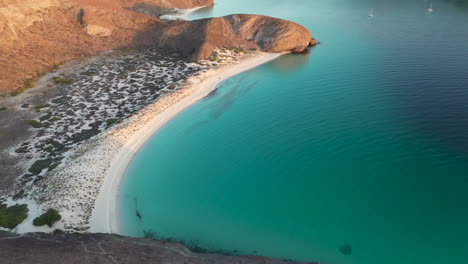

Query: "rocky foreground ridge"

xmin=0 ymin=231 xmax=319 ymax=264
xmin=0 ymin=0 xmax=314 ymax=92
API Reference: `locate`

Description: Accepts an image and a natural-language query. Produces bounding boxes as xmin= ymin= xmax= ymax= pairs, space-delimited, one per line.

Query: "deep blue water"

xmin=119 ymin=1 xmax=468 ymax=263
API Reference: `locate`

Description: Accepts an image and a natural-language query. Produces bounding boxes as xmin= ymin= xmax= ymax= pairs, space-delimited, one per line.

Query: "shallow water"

xmin=119 ymin=1 xmax=468 ymax=263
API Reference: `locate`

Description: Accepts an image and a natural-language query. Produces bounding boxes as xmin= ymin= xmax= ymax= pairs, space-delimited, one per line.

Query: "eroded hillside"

xmin=0 ymin=0 xmax=214 ymax=92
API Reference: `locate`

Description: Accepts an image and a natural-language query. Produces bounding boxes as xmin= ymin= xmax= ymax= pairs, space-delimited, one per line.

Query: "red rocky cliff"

xmin=0 ymin=1 xmax=315 ymax=92
xmin=137 ymin=14 xmax=314 ymax=60
xmin=0 ymin=0 xmax=213 ymax=92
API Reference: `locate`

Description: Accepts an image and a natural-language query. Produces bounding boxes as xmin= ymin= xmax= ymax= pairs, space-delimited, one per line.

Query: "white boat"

xmin=428 ymin=2 xmax=433 ymax=13
xmin=368 ymin=8 xmax=374 ymax=17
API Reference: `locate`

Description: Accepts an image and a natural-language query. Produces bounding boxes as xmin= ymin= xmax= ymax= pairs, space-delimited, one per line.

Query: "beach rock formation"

xmin=137 ymin=14 xmax=314 ymax=60
xmin=0 ymin=0 xmax=213 ymax=92
xmin=309 ymin=38 xmax=318 ymax=46
xmin=0 ymin=231 xmax=319 ymax=264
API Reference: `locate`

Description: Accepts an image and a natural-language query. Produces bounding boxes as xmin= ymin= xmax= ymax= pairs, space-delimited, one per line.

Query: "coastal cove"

xmin=119 ymin=1 xmax=468 ymax=264
xmin=0 ymin=0 xmax=313 ymax=236
xmin=90 ymin=52 xmax=283 ymax=233
xmin=0 ymin=0 xmax=467 ymax=263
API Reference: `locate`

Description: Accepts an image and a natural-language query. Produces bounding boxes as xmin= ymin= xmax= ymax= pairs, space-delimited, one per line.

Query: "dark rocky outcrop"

xmin=136 ymin=14 xmax=314 ymax=60
xmin=0 ymin=231 xmax=320 ymax=264
xmin=309 ymin=38 xmax=318 ymax=46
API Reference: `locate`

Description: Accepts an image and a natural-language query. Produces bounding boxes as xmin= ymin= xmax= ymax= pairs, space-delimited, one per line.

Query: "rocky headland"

xmin=136 ymin=14 xmax=314 ymax=60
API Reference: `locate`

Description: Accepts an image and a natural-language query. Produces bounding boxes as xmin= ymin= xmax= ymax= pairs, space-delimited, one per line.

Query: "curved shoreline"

xmin=90 ymin=52 xmax=283 ymax=234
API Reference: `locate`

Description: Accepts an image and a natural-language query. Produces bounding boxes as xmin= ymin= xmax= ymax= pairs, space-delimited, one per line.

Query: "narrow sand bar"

xmin=90 ymin=52 xmax=283 ymax=234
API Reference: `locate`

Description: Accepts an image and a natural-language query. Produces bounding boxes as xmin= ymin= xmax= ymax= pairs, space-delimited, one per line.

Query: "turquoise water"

xmin=119 ymin=1 xmax=468 ymax=263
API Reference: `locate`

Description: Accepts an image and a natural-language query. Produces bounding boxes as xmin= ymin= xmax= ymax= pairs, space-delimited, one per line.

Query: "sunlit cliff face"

xmin=0 ymin=0 xmax=60 ymax=44
xmin=0 ymin=0 xmax=215 ymax=91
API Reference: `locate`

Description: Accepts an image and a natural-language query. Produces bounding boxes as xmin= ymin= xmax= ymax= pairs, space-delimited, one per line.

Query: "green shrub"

xmin=10 ymin=90 xmax=21 ymax=97
xmin=50 ymin=62 xmax=64 ymax=71
xmin=50 ymin=140 xmax=64 ymax=150
xmin=52 ymin=77 xmax=74 ymax=85
xmin=34 ymin=105 xmax=45 ymax=111
xmin=43 ymin=146 xmax=54 ymax=153
xmin=234 ymin=48 xmax=247 ymax=54
xmin=15 ymin=146 xmax=29 ymax=153
xmin=0 ymin=106 xmax=7 ymax=111
xmin=0 ymin=204 xmax=29 ymax=229
xmin=28 ymin=120 xmax=43 ymax=128
xmin=210 ymin=51 xmax=219 ymax=62
xmin=53 ymin=229 xmax=65 ymax=234
xmin=21 ymin=104 xmax=29 ymax=108
xmin=24 ymin=78 xmax=36 ymax=89
xmin=10 ymin=78 xmax=37 ymax=96
xmin=121 ymin=47 xmax=133 ymax=53
xmin=33 ymin=209 xmax=61 ymax=227
xmin=29 ymin=158 xmax=53 ymax=174
xmin=72 ymin=226 xmax=90 ymax=232
xmin=106 ymin=119 xmax=118 ymax=127
xmin=48 ymin=162 xmax=61 ymax=171
xmin=39 ymin=113 xmax=52 ymax=121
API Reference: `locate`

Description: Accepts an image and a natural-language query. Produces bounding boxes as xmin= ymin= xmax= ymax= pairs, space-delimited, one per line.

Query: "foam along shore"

xmin=90 ymin=52 xmax=283 ymax=234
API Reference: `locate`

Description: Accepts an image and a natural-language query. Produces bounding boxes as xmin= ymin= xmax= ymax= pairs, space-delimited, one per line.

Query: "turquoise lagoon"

xmin=119 ymin=1 xmax=468 ymax=263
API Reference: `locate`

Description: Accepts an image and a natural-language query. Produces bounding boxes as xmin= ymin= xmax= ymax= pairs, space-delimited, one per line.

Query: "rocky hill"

xmin=136 ymin=14 xmax=314 ymax=60
xmin=0 ymin=231 xmax=319 ymax=264
xmin=0 ymin=0 xmax=213 ymax=92
xmin=0 ymin=0 xmax=314 ymax=92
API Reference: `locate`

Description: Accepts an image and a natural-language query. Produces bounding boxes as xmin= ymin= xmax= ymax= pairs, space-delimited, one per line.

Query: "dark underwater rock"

xmin=339 ymin=244 xmax=352 ymax=255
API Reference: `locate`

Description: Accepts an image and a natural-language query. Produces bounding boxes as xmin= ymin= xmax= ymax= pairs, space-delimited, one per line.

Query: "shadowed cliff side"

xmin=135 ymin=14 xmax=315 ymax=60
xmin=0 ymin=231 xmax=320 ymax=264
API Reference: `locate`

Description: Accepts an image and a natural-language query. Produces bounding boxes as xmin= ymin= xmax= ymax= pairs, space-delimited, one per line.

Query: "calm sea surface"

xmin=119 ymin=1 xmax=468 ymax=263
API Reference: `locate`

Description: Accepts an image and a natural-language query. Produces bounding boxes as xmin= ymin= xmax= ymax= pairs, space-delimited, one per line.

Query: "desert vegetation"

xmin=0 ymin=204 xmax=28 ymax=229
xmin=33 ymin=209 xmax=61 ymax=227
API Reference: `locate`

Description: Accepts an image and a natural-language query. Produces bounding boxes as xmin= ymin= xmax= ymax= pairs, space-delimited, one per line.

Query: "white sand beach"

xmin=89 ymin=52 xmax=283 ymax=234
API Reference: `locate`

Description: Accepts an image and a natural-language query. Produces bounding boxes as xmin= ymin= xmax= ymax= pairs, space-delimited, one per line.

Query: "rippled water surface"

xmin=119 ymin=1 xmax=468 ymax=263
